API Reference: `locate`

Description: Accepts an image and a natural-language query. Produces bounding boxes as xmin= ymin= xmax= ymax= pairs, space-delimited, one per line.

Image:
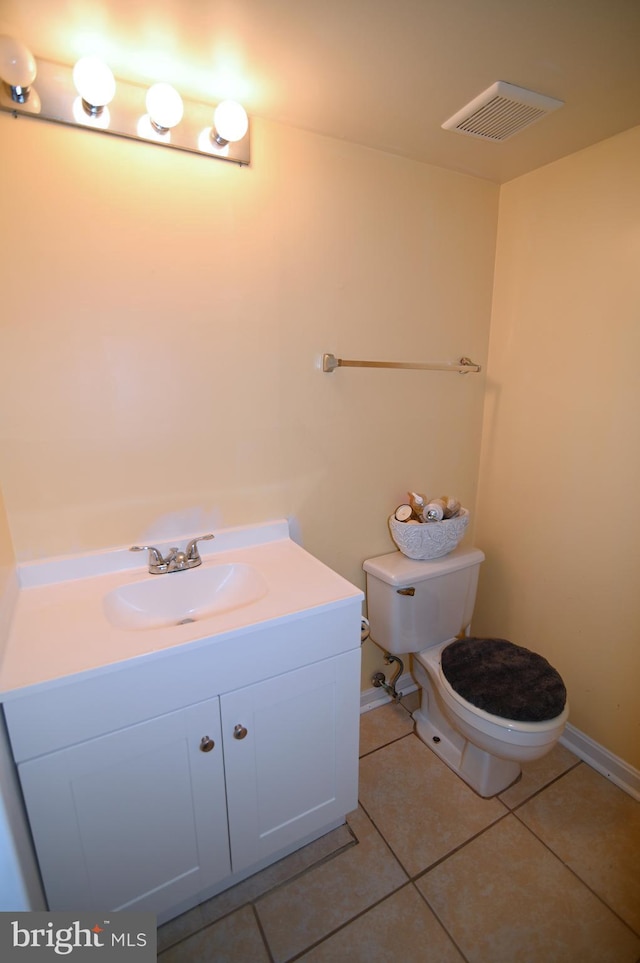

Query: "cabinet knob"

xmin=200 ymin=736 xmax=215 ymax=752
xmin=233 ymin=724 xmax=248 ymax=740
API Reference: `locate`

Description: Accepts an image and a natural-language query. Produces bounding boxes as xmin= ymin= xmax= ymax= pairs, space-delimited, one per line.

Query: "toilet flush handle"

xmin=397 ymin=587 xmax=415 ymax=596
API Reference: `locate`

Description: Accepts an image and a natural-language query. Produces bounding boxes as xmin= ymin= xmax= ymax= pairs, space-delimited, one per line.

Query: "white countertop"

xmin=0 ymin=520 xmax=363 ymax=698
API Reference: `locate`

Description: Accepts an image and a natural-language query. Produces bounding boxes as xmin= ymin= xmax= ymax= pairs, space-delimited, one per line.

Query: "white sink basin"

xmin=104 ymin=563 xmax=268 ymax=630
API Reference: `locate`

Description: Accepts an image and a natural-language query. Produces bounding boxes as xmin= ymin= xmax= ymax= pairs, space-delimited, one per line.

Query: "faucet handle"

xmin=130 ymin=545 xmax=168 ymax=573
xmin=131 ymin=544 xmax=164 ymax=562
xmin=185 ymin=533 xmax=215 ymax=562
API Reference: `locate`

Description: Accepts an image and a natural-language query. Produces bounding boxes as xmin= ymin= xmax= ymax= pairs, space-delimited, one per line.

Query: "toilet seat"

xmin=440 ymin=637 xmax=567 ymax=723
xmin=416 ymin=642 xmax=569 ymax=743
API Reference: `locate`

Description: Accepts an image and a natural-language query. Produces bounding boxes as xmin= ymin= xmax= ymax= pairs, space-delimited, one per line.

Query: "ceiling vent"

xmin=442 ymin=81 xmax=563 ymax=142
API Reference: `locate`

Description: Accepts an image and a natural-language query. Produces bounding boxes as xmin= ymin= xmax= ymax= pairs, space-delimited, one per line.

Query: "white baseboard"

xmin=361 ymin=685 xmax=640 ymax=802
xmin=560 ymin=723 xmax=640 ymax=802
xmin=360 ymin=673 xmax=418 ymax=713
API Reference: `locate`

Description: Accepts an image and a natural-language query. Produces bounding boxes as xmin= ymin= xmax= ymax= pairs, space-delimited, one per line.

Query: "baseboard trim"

xmin=360 ymin=673 xmax=418 ymax=713
xmin=560 ymin=723 xmax=640 ymax=802
xmin=360 ymin=686 xmax=640 ymax=802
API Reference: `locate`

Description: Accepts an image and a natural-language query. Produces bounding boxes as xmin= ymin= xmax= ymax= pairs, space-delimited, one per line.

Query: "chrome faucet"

xmin=130 ymin=534 xmax=214 ymax=574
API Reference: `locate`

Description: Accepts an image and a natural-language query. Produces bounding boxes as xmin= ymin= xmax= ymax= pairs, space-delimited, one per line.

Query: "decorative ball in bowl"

xmin=388 ymin=509 xmax=469 ymax=560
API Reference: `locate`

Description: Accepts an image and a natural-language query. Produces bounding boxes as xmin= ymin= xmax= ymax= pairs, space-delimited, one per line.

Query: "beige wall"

xmin=0 ymin=492 xmax=14 ymax=581
xmin=0 ymin=490 xmax=16 ymax=645
xmin=474 ymin=126 xmax=640 ymax=769
xmin=0 ymin=112 xmax=498 ymax=689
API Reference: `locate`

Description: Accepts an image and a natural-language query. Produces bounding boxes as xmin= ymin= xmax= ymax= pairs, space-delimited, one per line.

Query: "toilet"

xmin=363 ymin=545 xmax=569 ymax=797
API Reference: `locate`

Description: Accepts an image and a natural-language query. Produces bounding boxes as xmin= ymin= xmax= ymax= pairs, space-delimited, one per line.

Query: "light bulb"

xmin=212 ymin=100 xmax=248 ymax=145
xmin=73 ymin=56 xmax=116 ymax=114
xmin=145 ymin=83 xmax=184 ymax=132
xmin=0 ymin=35 xmax=37 ymax=103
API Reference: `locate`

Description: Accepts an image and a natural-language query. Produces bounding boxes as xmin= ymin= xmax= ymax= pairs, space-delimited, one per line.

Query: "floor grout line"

xmin=410 ymin=807 xmax=512 ymax=883
xmin=506 ymin=758 xmax=584 ymax=813
xmin=282 ymin=881 xmax=411 ymax=963
xmin=251 ymin=903 xmax=276 ymax=963
xmin=410 ymin=879 xmax=472 ymax=963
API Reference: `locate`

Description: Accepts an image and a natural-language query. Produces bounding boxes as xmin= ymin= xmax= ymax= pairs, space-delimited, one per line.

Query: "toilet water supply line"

xmin=372 ymin=655 xmax=404 ymax=703
xmin=361 ymin=617 xmax=404 ymax=702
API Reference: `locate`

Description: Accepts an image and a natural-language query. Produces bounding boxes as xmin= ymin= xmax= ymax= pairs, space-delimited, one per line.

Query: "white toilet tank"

xmin=363 ymin=545 xmax=485 ymax=655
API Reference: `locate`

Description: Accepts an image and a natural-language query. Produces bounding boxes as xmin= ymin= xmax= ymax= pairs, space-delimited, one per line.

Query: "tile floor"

xmin=158 ymin=694 xmax=640 ymax=962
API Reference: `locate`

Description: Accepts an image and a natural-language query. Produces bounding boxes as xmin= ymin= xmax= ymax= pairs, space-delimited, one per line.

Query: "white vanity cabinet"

xmin=0 ymin=521 xmax=364 ymax=922
xmin=4 ymin=617 xmax=361 ymax=923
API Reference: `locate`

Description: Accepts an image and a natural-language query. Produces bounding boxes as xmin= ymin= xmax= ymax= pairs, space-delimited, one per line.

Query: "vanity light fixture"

xmin=0 ymin=34 xmax=250 ymax=165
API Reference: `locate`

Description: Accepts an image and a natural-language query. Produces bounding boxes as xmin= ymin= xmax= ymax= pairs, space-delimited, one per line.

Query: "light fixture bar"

xmin=0 ymin=57 xmax=250 ymax=165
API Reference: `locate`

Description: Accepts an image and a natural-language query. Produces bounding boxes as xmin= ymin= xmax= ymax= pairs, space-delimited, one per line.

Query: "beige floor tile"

xmin=359 ymin=700 xmax=414 ymax=756
xmin=417 ymin=815 xmax=640 ymax=963
xmin=498 ymin=742 xmax=580 ymax=809
xmin=158 ymin=904 xmax=270 ymax=963
xmin=517 ymin=763 xmax=640 ymax=934
xmin=157 ymin=823 xmax=354 ymax=952
xmin=256 ymin=806 xmax=407 ymax=963
xmin=359 ymin=734 xmax=506 ymax=876
xmin=298 ymin=884 xmax=465 ymax=962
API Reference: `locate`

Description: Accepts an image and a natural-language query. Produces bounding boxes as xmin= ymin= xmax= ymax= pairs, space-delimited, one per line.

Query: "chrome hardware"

xmin=164 ymin=548 xmax=189 ymax=572
xmin=185 ymin=533 xmax=215 ymax=567
xmin=372 ymin=654 xmax=405 ymax=703
xmin=129 ymin=533 xmax=214 ymax=574
xmin=130 ymin=545 xmax=169 ymax=575
xmin=233 ymin=725 xmax=248 ymax=740
xmin=199 ymin=736 xmax=215 ymax=752
xmin=397 ymin=587 xmax=415 ymax=596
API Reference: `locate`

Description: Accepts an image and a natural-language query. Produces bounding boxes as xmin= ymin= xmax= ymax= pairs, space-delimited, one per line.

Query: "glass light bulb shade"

xmin=73 ymin=56 xmax=116 ymax=108
xmin=0 ymin=35 xmax=37 ymax=87
xmin=145 ymin=83 xmax=184 ymax=130
xmin=213 ymin=100 xmax=248 ymax=143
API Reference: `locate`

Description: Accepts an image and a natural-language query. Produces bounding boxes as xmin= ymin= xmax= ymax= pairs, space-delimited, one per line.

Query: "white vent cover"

xmin=442 ymin=81 xmax=564 ymax=142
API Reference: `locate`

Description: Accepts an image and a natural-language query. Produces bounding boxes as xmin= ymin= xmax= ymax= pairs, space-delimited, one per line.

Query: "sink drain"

xmin=177 ymin=617 xmax=196 ymax=625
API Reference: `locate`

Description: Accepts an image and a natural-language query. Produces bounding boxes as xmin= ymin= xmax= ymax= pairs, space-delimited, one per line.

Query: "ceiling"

xmin=2 ymin=0 xmax=640 ymax=183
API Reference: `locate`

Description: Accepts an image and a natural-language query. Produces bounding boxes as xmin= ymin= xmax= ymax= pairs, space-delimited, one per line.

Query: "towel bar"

xmin=322 ymin=353 xmax=481 ymax=374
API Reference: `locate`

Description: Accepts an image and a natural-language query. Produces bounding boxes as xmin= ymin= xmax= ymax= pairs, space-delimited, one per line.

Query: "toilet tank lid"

xmin=363 ymin=545 xmax=485 ymax=586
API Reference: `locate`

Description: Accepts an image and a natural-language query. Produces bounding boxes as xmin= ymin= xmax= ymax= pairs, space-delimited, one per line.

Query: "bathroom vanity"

xmin=0 ymin=521 xmax=363 ymax=923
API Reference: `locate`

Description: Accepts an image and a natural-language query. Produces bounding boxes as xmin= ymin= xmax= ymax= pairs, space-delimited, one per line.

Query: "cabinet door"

xmin=221 ymin=649 xmax=360 ymax=873
xmin=18 ymin=697 xmax=230 ymax=915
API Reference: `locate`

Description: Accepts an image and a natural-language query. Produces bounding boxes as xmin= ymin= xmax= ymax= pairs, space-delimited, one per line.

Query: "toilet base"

xmin=412 ymin=660 xmax=521 ymax=796
xmin=413 ymin=706 xmax=521 ymax=797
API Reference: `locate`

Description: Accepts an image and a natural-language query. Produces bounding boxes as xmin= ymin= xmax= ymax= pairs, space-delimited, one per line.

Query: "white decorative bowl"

xmin=388 ymin=509 xmax=469 ymax=560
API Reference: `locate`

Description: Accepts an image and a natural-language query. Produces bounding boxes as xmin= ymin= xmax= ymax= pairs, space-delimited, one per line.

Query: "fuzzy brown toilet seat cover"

xmin=440 ymin=637 xmax=566 ymax=723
